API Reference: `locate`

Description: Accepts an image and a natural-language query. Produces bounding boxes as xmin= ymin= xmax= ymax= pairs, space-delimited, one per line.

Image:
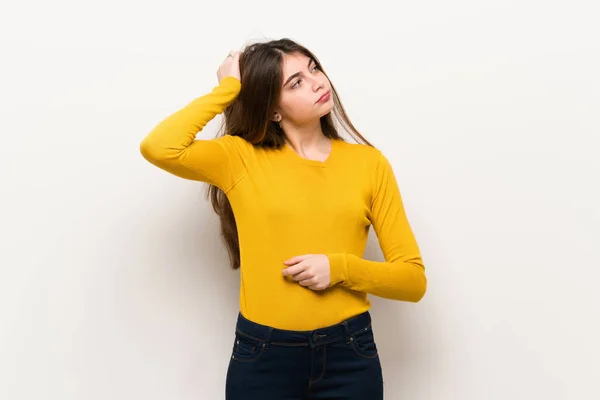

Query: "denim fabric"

xmin=225 ymin=311 xmax=384 ymax=399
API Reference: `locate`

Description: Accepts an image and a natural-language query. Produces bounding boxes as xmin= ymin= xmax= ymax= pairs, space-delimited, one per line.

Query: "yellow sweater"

xmin=140 ymin=76 xmax=427 ymax=330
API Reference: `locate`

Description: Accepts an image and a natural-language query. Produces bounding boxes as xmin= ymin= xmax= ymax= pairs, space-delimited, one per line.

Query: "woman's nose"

xmin=312 ymin=80 xmax=324 ymax=91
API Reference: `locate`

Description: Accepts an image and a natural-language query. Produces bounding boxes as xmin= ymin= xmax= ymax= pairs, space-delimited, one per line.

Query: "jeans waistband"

xmin=234 ymin=311 xmax=372 ymax=348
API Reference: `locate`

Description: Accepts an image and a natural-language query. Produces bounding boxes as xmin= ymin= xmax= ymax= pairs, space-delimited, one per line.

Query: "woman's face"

xmin=275 ymin=52 xmax=334 ymax=126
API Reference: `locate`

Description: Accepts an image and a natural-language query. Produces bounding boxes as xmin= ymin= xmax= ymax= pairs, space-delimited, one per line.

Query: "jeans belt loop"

xmin=264 ymin=327 xmax=273 ymax=350
xmin=342 ymin=321 xmax=351 ymax=344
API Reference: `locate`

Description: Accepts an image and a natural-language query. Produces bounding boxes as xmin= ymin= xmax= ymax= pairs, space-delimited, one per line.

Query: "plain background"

xmin=1 ymin=1 xmax=599 ymax=399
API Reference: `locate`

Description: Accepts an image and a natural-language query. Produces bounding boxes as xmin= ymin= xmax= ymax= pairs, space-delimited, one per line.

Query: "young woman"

xmin=140 ymin=38 xmax=427 ymax=400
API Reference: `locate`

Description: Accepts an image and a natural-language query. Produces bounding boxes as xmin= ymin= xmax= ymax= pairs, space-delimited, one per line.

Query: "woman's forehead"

xmin=281 ymin=53 xmax=313 ymax=78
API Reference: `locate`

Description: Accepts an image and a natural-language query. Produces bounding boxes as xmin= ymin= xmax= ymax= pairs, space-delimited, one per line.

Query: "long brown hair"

xmin=207 ymin=38 xmax=374 ymax=269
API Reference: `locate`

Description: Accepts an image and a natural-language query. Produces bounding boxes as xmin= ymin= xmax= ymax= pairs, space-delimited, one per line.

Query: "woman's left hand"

xmin=282 ymin=254 xmax=331 ymax=291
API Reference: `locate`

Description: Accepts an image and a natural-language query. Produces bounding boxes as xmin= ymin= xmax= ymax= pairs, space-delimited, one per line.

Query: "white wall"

xmin=1 ymin=1 xmax=599 ymax=399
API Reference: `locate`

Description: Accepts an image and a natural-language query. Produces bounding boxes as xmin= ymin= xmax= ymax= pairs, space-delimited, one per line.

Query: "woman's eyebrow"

xmin=283 ymin=59 xmax=314 ymax=87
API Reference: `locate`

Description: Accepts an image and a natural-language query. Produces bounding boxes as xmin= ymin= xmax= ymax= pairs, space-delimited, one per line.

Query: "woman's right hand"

xmin=217 ymin=51 xmax=241 ymax=83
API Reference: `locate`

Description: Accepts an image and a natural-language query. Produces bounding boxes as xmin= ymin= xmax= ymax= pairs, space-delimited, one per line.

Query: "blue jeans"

xmin=225 ymin=311 xmax=384 ymax=399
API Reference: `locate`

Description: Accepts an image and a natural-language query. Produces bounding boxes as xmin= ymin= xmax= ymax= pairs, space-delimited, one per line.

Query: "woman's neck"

xmin=282 ymin=120 xmax=330 ymax=153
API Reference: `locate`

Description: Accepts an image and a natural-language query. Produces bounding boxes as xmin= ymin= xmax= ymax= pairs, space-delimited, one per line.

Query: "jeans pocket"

xmin=231 ymin=331 xmax=266 ymax=362
xmin=350 ymin=324 xmax=378 ymax=359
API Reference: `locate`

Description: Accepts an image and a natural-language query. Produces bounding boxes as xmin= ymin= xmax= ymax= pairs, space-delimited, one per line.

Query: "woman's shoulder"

xmin=214 ymin=134 xmax=256 ymax=155
xmin=336 ymin=138 xmax=384 ymax=163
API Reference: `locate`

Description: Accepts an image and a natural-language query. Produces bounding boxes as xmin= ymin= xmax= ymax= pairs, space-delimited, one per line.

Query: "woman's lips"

xmin=316 ymin=91 xmax=331 ymax=103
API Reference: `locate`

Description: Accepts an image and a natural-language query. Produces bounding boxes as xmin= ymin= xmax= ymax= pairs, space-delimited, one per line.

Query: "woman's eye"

xmin=292 ymin=79 xmax=302 ymax=88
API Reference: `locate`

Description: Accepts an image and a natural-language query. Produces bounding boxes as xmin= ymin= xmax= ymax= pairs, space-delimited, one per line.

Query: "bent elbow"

xmin=414 ymin=270 xmax=427 ymax=302
xmin=139 ymin=137 xmax=171 ymax=167
xmin=411 ymin=280 xmax=427 ymax=303
xmin=139 ymin=138 xmax=158 ymax=163
xmin=405 ymin=265 xmax=427 ymax=303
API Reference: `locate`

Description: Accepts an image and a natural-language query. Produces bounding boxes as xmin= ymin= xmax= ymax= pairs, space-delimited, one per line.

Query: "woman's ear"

xmin=272 ymin=112 xmax=282 ymax=123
